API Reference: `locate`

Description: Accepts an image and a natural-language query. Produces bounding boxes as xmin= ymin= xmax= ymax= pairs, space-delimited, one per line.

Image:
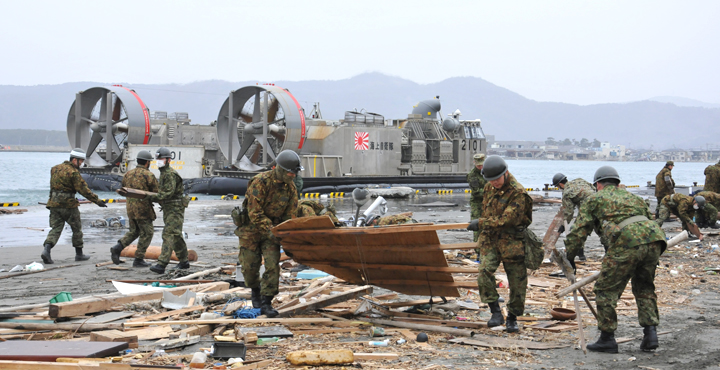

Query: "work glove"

xmin=467 ymin=219 xmax=480 ymax=231
xmin=558 ymin=225 xmax=565 ymax=234
xmin=97 ymin=200 xmax=108 ymax=208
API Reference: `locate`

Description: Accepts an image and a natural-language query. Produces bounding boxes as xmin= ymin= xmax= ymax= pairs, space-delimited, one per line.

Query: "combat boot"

xmin=577 ymin=248 xmax=587 ymax=262
xmin=640 ymin=325 xmax=658 ymax=351
xmin=110 ymin=242 xmax=124 ymax=265
xmin=587 ymin=331 xmax=618 ymax=353
xmin=173 ymin=261 xmax=190 ymax=270
xmin=75 ymin=248 xmax=90 ymax=261
xmin=133 ymin=258 xmax=150 ymax=268
xmin=487 ymin=301 xmax=505 ymax=328
xmin=149 ymin=264 xmax=166 ymax=274
xmin=251 ymin=288 xmax=262 ymax=308
xmin=261 ymin=296 xmax=278 ymax=318
xmin=41 ymin=243 xmax=54 ymax=264
xmin=506 ymin=313 xmax=519 ymax=333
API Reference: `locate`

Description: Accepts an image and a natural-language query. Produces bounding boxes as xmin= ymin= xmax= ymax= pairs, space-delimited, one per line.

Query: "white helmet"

xmin=70 ymin=148 xmax=86 ymax=160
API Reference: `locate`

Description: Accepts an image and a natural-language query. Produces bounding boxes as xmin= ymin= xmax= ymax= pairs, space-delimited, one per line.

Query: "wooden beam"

xmin=312 ymin=262 xmax=478 ymax=274
xmin=278 ymin=286 xmax=373 ymax=317
xmin=49 ymin=282 xmax=229 ymax=318
xmin=123 ymin=317 xmax=333 ymax=328
xmin=0 ymin=322 xmax=122 ymax=332
xmin=362 ymin=318 xmax=475 ymax=337
xmin=125 ymin=305 xmax=205 ymax=323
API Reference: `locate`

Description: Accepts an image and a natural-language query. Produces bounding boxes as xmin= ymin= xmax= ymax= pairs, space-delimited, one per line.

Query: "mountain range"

xmin=0 ymin=73 xmax=718 ymax=149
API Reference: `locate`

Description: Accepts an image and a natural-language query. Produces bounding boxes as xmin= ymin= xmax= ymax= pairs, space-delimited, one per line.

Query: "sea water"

xmin=0 ymin=151 xmax=714 ymax=206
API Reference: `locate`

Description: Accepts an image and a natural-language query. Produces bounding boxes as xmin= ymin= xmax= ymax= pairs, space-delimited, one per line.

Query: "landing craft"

xmin=68 ymin=84 xmax=487 ymax=195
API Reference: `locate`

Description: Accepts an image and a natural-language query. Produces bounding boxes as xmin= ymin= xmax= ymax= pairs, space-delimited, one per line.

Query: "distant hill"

xmin=647 ymin=96 xmax=720 ymax=109
xmin=0 ymin=73 xmax=718 ymax=148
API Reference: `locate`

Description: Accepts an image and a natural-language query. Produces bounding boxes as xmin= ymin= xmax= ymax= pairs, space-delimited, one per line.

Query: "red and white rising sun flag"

xmin=354 ymin=131 xmax=369 ymax=150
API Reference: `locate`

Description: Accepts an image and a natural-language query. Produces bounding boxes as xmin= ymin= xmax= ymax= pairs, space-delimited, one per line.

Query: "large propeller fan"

xmin=217 ymin=85 xmax=306 ymax=170
xmin=67 ymin=86 xmax=150 ymax=167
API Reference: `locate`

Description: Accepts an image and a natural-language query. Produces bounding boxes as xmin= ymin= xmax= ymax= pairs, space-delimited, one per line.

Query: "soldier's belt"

xmin=616 ymin=215 xmax=649 ymax=230
xmin=50 ymin=191 xmax=75 ymax=197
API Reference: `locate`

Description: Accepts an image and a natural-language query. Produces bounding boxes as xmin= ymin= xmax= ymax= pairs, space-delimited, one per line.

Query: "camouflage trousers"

xmin=470 ymin=202 xmax=483 ymax=243
xmin=44 ymin=207 xmax=83 ymax=248
xmin=477 ymin=248 xmax=527 ymax=316
xmin=119 ymin=219 xmax=154 ymax=260
xmin=157 ymin=206 xmax=188 ymax=266
xmin=655 ymin=201 xmax=691 ymax=231
xmin=238 ymin=237 xmax=281 ymax=297
xmin=594 ymin=241 xmax=662 ymax=332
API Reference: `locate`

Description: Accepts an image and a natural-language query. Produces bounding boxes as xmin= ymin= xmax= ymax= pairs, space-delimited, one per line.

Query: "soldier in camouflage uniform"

xmin=41 ymin=148 xmax=107 ymax=264
xmin=467 ymin=153 xmax=487 ymax=245
xmin=293 ymin=175 xmax=339 ymax=223
xmin=704 ymin=160 xmax=720 ymax=193
xmin=695 ymin=191 xmax=720 ymax=227
xmin=237 ymin=150 xmax=300 ymax=317
xmin=367 ymin=212 xmax=415 ymax=226
xmin=552 ymin=173 xmax=603 ymax=257
xmin=654 ymin=161 xmax=675 ymax=213
xmin=110 ymin=151 xmax=159 ymax=267
xmin=467 ymin=156 xmax=532 ymax=333
xmin=655 ymin=193 xmax=714 ymax=239
xmin=148 ymin=148 xmax=190 ymax=274
xmin=565 ymin=166 xmax=667 ymax=353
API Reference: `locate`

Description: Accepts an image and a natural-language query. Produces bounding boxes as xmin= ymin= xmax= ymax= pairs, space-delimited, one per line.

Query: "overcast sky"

xmin=1 ymin=0 xmax=718 ymax=105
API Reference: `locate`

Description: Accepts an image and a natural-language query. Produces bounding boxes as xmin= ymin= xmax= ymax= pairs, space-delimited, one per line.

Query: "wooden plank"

xmin=125 ymin=305 xmax=205 ymax=323
xmin=0 ymin=322 xmax=121 ymax=332
xmin=124 ymin=317 xmax=333 ymax=328
xmin=294 ymin=328 xmax=363 ymax=335
xmin=543 ymin=207 xmax=565 ymax=259
xmin=89 ymin=330 xmax=138 ymax=349
xmin=313 ymin=262 xmax=478 ymax=274
xmin=278 ymin=286 xmax=373 ymax=317
xmin=449 ymin=336 xmax=570 ymax=350
xmin=124 ymin=326 xmax=174 ymax=340
xmin=49 ymin=282 xmax=228 ymax=318
xmin=0 ymin=341 xmax=128 ymax=361
xmin=229 ymin=359 xmax=272 ymax=370
xmin=68 ymin=312 xmax=135 ymax=324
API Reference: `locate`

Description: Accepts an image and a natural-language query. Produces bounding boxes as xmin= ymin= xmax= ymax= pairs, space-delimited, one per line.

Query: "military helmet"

xmin=276 ymin=150 xmax=303 ymax=174
xmin=666 ymin=160 xmax=674 ymax=167
xmin=156 ymin=147 xmax=172 ymax=159
xmin=695 ymin=195 xmax=706 ymax=208
xmin=137 ymin=150 xmax=154 ymax=161
xmin=69 ymin=148 xmax=86 ymax=160
xmin=473 ymin=153 xmax=486 ymax=165
xmin=481 ymin=155 xmax=508 ymax=181
xmin=552 ymin=173 xmax=567 ymax=186
xmin=593 ymin=166 xmax=620 ymax=184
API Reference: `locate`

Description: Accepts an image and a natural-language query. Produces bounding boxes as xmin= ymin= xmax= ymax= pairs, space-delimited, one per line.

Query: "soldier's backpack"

xmin=523 ymin=228 xmax=544 ymax=270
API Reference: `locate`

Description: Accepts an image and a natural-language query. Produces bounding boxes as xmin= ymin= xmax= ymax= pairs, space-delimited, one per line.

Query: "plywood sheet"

xmin=274 ymin=216 xmax=461 ymax=297
xmin=0 ymin=341 xmax=128 ymax=361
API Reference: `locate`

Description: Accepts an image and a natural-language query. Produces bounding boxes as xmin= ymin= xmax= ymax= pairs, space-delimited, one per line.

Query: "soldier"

xmin=367 ymin=212 xmax=415 ymax=226
xmin=237 ymin=150 xmax=300 ymax=317
xmin=296 ymin=200 xmax=339 ymax=223
xmin=467 ymin=153 xmax=487 ymax=245
xmin=467 ymin=156 xmax=532 ymax=333
xmin=148 ymin=148 xmax=190 ymax=274
xmin=110 ymin=151 xmax=159 ymax=267
xmin=695 ymin=191 xmax=720 ymax=222
xmin=704 ymin=159 xmax=720 ymax=193
xmin=655 ymin=193 xmax=715 ymax=239
xmin=41 ymin=148 xmax=107 ymax=264
xmin=565 ymin=166 xmax=666 ymax=353
xmin=551 ymin=173 xmax=601 ymax=258
xmin=654 ymin=161 xmax=675 ymax=214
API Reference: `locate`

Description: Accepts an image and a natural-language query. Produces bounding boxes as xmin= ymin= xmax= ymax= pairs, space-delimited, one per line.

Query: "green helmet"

xmin=552 ymin=173 xmax=567 ymax=187
xmin=156 ymin=147 xmax=172 ymax=159
xmin=695 ymin=195 xmax=706 ymax=208
xmin=593 ymin=166 xmax=620 ymax=184
xmin=481 ymin=155 xmax=508 ymax=181
xmin=276 ymin=150 xmax=303 ymax=174
xmin=137 ymin=150 xmax=154 ymax=161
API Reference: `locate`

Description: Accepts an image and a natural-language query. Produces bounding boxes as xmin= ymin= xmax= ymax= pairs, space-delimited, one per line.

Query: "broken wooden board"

xmin=525 ymin=321 xmax=578 ymax=333
xmin=543 ymin=206 xmax=565 ymax=259
xmin=124 ymin=326 xmax=174 ymax=341
xmin=278 ymin=286 xmax=373 ymax=317
xmin=0 ymin=341 xmax=128 ymax=361
xmin=67 ymin=312 xmax=135 ymax=324
xmin=274 ymin=216 xmax=470 ymax=297
xmin=89 ymin=330 xmax=138 ymax=349
xmin=449 ymin=336 xmax=570 ymax=350
xmin=239 ymin=326 xmax=293 ymax=338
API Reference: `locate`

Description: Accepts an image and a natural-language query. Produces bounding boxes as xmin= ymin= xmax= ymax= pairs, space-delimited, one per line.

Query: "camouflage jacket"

xmin=655 ymin=167 xmax=674 ymax=199
xmin=46 ymin=161 xmax=100 ymax=208
xmin=561 ymin=178 xmax=595 ymax=223
xmin=467 ymin=167 xmax=487 ymax=206
xmin=294 ymin=175 xmax=304 ymax=198
xmin=665 ymin=193 xmax=697 ymax=228
xmin=565 ymin=184 xmax=666 ymax=259
xmin=477 ymin=173 xmax=533 ymax=261
xmin=148 ymin=166 xmax=184 ymax=207
xmin=377 ymin=213 xmax=414 ymax=226
xmin=122 ymin=166 xmax=159 ymax=219
xmin=697 ymin=191 xmax=720 ymax=209
xmin=704 ymin=164 xmax=720 ymax=193
xmin=296 ymin=200 xmax=339 ymax=223
xmin=238 ymin=169 xmax=299 ymax=242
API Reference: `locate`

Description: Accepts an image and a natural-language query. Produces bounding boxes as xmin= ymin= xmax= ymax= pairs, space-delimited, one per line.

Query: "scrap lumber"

xmin=49 ymin=282 xmax=229 ymax=318
xmin=0 ymin=322 xmax=122 ymax=332
xmin=173 ymin=267 xmax=222 ymax=281
xmin=125 ymin=305 xmax=205 ymax=322
xmin=0 ymin=264 xmax=79 ymax=281
xmin=106 ymin=280 xmax=214 ymax=284
xmin=120 ymin=244 xmax=198 ymax=262
xmin=124 ymin=317 xmax=332 ymax=328
xmin=89 ymin=330 xmax=138 ymax=349
xmin=542 ymin=207 xmax=565 ymax=259
xmin=286 ymin=349 xmax=354 ymax=366
xmin=363 ymin=318 xmax=475 ymax=337
xmin=230 ymin=360 xmax=272 ymax=370
xmin=0 ymin=341 xmax=128 ymax=361
xmin=449 ymin=336 xmax=570 ymax=350
xmin=124 ymin=326 xmax=174 ymax=341
xmin=277 ymin=285 xmax=373 ymax=317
